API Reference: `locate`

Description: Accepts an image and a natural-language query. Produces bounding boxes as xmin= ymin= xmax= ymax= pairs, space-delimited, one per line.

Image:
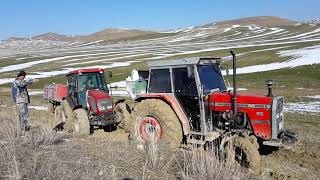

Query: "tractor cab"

xmin=147 ymin=58 xmax=226 ymax=132
xmin=66 ymin=68 xmax=109 ymax=109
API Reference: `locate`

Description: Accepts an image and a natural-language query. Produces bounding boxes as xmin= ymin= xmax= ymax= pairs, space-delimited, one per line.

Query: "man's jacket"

xmin=12 ymin=79 xmax=33 ymax=104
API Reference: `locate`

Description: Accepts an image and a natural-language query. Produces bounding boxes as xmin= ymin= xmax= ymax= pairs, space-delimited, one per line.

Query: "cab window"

xmin=148 ymin=69 xmax=172 ymax=93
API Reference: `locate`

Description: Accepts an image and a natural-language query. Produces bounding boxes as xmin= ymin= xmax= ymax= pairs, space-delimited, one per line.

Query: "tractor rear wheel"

xmin=62 ymin=99 xmax=73 ymax=133
xmin=131 ymin=99 xmax=183 ymax=148
xmin=224 ymin=136 xmax=261 ymax=174
xmin=115 ymin=102 xmax=132 ymax=131
xmin=72 ymin=108 xmax=90 ymax=136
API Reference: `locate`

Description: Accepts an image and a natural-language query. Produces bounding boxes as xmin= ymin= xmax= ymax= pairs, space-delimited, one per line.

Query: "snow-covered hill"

xmin=0 ymin=16 xmax=320 ymax=84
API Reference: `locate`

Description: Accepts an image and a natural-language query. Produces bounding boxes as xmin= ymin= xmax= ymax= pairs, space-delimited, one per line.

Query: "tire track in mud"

xmin=261 ymin=142 xmax=320 ymax=180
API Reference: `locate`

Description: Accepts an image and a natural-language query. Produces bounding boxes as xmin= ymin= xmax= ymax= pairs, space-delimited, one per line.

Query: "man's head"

xmin=17 ymin=70 xmax=26 ymax=80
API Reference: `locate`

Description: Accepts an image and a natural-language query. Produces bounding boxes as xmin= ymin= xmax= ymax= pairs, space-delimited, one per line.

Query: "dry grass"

xmin=0 ymin=109 xmax=250 ymax=180
xmin=0 ymin=96 xmax=249 ymax=179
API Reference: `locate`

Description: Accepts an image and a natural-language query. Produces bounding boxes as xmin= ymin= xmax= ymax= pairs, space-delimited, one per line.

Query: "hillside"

xmin=80 ymin=28 xmax=160 ymax=42
xmin=0 ymin=15 xmax=320 ymax=179
xmin=4 ymin=16 xmax=300 ymax=42
xmin=1 ymin=15 xmax=319 ymax=82
xmin=216 ymin=16 xmax=297 ymax=27
xmin=32 ymin=32 xmax=77 ymax=41
xmin=20 ymin=29 xmax=162 ymax=43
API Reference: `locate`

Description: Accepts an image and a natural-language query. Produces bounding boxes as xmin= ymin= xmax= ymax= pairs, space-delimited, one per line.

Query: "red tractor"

xmin=119 ymin=50 xmax=297 ymax=173
xmin=44 ymin=68 xmax=119 ymax=135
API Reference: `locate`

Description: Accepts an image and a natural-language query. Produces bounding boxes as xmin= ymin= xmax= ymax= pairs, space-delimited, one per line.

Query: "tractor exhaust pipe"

xmin=230 ymin=50 xmax=237 ymax=118
xmin=266 ymin=80 xmax=273 ymax=97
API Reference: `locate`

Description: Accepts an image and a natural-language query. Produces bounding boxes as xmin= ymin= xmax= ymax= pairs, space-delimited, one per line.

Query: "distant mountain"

xmin=6 ymin=37 xmax=26 ymax=41
xmin=5 ymin=16 xmax=302 ymax=42
xmin=16 ymin=29 xmax=160 ymax=42
xmin=202 ymin=16 xmax=297 ymax=28
xmin=80 ymin=28 xmax=158 ymax=42
xmin=32 ymin=32 xmax=77 ymax=41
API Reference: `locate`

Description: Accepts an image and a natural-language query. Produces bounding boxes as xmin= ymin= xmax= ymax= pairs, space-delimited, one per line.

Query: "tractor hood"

xmin=209 ymin=92 xmax=273 ymax=112
xmin=209 ymin=92 xmax=275 ymax=139
xmin=87 ymin=89 xmax=110 ymax=100
xmin=87 ymin=89 xmax=113 ymax=115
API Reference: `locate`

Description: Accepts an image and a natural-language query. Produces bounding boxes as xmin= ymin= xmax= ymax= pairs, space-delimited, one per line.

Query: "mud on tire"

xmin=131 ymin=99 xmax=183 ymax=147
xmin=62 ymin=99 xmax=73 ymax=133
xmin=51 ymin=105 xmax=63 ymax=129
xmin=115 ymin=102 xmax=132 ymax=132
xmin=73 ymin=108 xmax=90 ymax=136
xmin=225 ymin=136 xmax=261 ymax=174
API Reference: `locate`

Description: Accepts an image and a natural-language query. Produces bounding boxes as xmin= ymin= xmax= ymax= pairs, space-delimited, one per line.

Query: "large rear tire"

xmin=131 ymin=99 xmax=183 ymax=147
xmin=73 ymin=108 xmax=90 ymax=136
xmin=62 ymin=99 xmax=73 ymax=133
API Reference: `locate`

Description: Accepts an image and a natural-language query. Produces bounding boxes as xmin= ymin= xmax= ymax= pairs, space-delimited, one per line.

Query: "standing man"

xmin=12 ymin=70 xmax=39 ymax=131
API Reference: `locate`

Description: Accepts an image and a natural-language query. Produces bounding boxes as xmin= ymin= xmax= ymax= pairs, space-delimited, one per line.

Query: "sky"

xmin=0 ymin=0 xmax=319 ymax=39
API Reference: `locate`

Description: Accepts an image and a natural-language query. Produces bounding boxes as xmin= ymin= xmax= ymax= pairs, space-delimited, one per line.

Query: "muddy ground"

xmin=261 ymin=112 xmax=320 ymax=180
xmin=0 ymin=94 xmax=320 ymax=179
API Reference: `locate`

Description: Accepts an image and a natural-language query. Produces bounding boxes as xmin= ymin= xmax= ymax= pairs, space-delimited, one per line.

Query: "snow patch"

xmin=222 ymin=45 xmax=320 ymax=75
xmin=270 ymin=27 xmax=280 ymax=31
xmin=0 ymin=62 xmax=135 ymax=84
xmin=245 ymin=25 xmax=260 ymax=31
xmin=29 ymin=91 xmax=43 ymax=96
xmin=223 ymin=25 xmax=240 ymax=32
xmin=29 ymin=105 xmax=47 ymax=111
xmin=306 ymin=95 xmax=320 ymax=99
xmin=109 ymin=81 xmax=126 ymax=88
xmin=284 ymin=101 xmax=320 ymax=114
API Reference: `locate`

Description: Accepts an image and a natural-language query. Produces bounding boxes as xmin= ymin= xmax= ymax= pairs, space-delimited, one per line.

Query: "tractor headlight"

xmin=97 ymin=99 xmax=113 ymax=112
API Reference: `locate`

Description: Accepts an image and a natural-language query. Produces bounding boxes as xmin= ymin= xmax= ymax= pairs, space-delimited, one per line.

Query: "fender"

xmin=135 ymin=93 xmax=190 ymax=135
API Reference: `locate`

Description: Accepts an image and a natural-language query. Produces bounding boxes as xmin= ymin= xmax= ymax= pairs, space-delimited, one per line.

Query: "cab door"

xmin=172 ymin=67 xmax=201 ymax=132
xmin=67 ymin=74 xmax=78 ymax=105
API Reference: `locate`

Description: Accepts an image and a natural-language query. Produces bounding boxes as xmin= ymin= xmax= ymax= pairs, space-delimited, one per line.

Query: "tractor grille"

xmin=271 ymin=96 xmax=284 ymax=139
xmin=276 ymin=98 xmax=284 ymax=131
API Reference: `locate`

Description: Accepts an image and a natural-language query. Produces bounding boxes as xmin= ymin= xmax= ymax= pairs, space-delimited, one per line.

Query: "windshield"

xmin=77 ymin=72 xmax=108 ymax=92
xmin=198 ymin=64 xmax=227 ymax=94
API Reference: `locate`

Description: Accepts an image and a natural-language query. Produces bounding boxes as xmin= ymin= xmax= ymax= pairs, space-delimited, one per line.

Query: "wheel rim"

xmin=138 ymin=116 xmax=163 ymax=142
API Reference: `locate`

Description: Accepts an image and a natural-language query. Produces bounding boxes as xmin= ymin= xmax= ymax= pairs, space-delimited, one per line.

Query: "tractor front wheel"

xmin=51 ymin=105 xmax=63 ymax=129
xmin=223 ymin=136 xmax=261 ymax=174
xmin=72 ymin=108 xmax=90 ymax=136
xmin=62 ymin=99 xmax=73 ymax=133
xmin=131 ymin=99 xmax=183 ymax=148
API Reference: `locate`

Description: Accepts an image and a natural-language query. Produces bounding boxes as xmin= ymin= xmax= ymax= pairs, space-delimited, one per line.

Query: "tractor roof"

xmin=148 ymin=57 xmax=221 ymax=68
xmin=67 ymin=68 xmax=104 ymax=76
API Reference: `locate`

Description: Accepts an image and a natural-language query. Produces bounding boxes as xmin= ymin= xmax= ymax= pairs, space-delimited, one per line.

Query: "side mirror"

xmin=105 ymin=71 xmax=112 ymax=79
